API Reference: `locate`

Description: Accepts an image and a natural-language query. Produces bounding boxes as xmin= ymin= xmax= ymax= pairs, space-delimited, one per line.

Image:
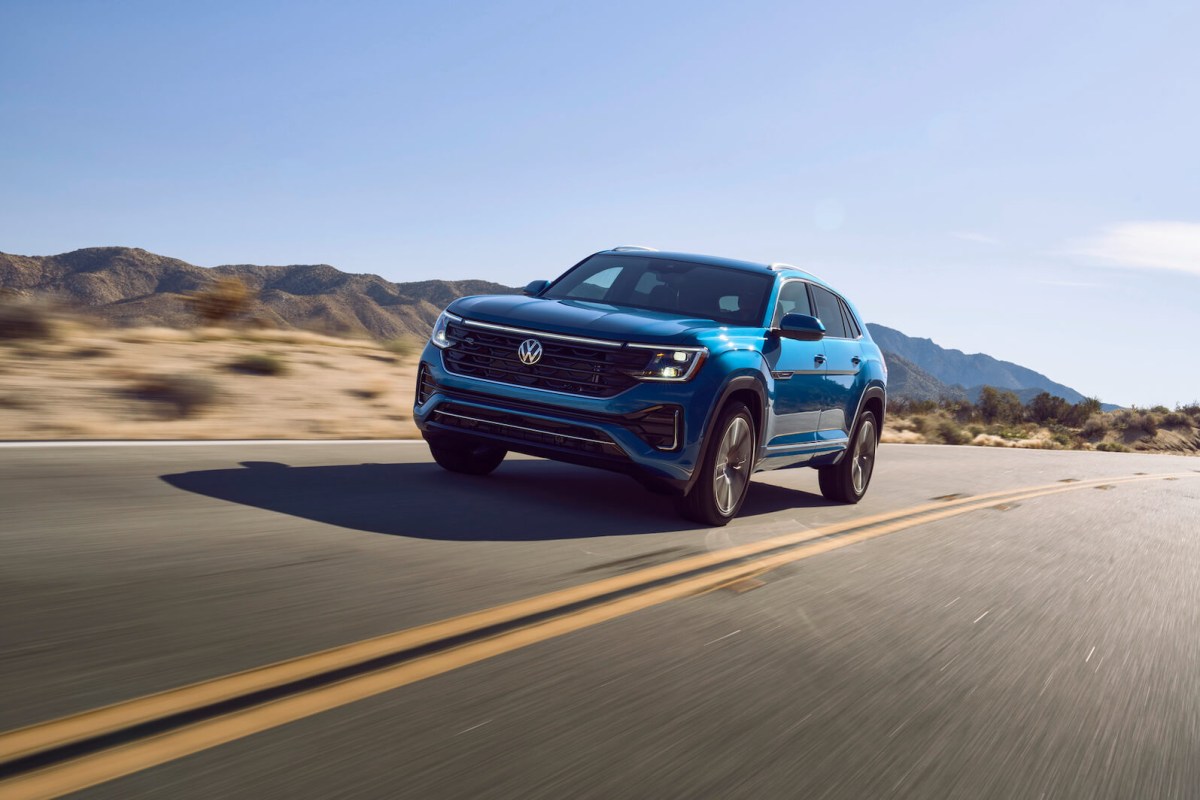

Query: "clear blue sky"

xmin=2 ymin=0 xmax=1198 ymax=406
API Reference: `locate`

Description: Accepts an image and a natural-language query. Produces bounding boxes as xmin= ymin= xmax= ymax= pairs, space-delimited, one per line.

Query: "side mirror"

xmin=778 ymin=313 xmax=825 ymax=341
xmin=523 ymin=279 xmax=550 ymax=297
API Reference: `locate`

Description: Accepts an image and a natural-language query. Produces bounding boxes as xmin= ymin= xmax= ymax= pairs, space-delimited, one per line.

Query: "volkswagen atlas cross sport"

xmin=414 ymin=247 xmax=887 ymax=526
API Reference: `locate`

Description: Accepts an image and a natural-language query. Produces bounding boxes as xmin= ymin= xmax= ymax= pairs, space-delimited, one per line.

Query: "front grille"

xmin=441 ymin=320 xmax=651 ymax=397
xmin=431 ymin=402 xmax=625 ymax=457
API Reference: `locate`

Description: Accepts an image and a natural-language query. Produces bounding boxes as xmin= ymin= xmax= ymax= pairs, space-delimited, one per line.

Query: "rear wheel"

xmin=818 ymin=410 xmax=878 ymax=503
xmin=428 ymin=438 xmax=506 ymax=476
xmin=675 ymin=402 xmax=755 ymax=526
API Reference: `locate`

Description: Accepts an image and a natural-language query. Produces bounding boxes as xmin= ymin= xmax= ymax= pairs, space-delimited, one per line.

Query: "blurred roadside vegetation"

xmin=0 ymin=293 xmax=421 ymax=439
xmin=2 ymin=292 xmax=1197 ymax=452
xmin=887 ymin=386 xmax=1200 ymax=453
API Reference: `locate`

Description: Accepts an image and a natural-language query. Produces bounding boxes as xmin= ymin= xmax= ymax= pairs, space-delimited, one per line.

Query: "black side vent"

xmin=416 ymin=363 xmax=437 ymax=405
xmin=626 ymin=405 xmax=681 ymax=451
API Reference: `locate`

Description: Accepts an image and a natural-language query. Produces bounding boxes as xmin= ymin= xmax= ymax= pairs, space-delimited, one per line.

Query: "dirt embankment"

xmin=0 ymin=320 xmax=421 ymax=440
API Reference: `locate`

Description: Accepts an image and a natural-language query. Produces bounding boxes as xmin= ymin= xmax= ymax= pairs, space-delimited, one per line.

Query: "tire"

xmin=675 ymin=402 xmax=755 ymax=526
xmin=818 ymin=410 xmax=878 ymax=503
xmin=428 ymin=438 xmax=506 ymax=476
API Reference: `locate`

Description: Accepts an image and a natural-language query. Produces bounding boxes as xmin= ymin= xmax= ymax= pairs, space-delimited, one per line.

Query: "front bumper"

xmin=414 ymin=345 xmax=712 ymax=487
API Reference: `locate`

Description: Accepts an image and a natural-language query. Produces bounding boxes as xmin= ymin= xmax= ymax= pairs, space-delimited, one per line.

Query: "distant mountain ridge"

xmin=0 ymin=247 xmax=516 ymax=339
xmin=1 ymin=246 xmax=1098 ymax=405
xmin=867 ymin=323 xmax=1093 ymax=405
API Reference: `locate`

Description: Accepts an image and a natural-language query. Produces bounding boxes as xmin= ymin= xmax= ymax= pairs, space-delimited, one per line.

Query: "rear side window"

xmin=772 ymin=281 xmax=813 ymax=327
xmin=811 ymin=285 xmax=849 ymax=339
xmin=839 ymin=299 xmax=861 ymax=338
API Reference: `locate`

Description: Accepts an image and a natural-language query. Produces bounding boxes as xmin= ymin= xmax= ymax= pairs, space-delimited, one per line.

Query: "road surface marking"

xmin=1 ymin=471 xmax=1195 ymax=799
xmin=703 ymin=631 xmax=742 ymax=646
xmin=973 ymin=611 xmax=990 ymax=624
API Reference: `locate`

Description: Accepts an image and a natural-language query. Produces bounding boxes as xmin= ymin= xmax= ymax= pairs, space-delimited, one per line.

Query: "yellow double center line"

xmin=1 ymin=472 xmax=1193 ymax=798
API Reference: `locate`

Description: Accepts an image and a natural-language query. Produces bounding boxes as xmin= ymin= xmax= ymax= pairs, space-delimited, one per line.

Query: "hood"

xmin=448 ymin=294 xmax=720 ymax=343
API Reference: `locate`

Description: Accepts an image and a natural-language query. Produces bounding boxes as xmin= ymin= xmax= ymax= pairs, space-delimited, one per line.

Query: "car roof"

xmin=598 ymin=248 xmax=829 ymax=287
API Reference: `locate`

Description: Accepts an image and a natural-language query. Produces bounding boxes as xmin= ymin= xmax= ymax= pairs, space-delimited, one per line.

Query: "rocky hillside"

xmin=868 ymin=323 xmax=1087 ymax=404
xmin=880 ymin=352 xmax=967 ymax=403
xmin=0 ymin=247 xmax=517 ymax=340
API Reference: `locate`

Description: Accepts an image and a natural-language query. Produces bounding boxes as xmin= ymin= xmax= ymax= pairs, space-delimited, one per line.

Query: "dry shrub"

xmin=971 ymin=433 xmax=1011 ymax=447
xmin=185 ymin=278 xmax=253 ymax=325
xmin=0 ymin=299 xmax=56 ymax=341
xmin=382 ymin=337 xmax=419 ymax=359
xmin=1080 ymin=414 xmax=1109 ymax=439
xmin=1161 ymin=411 xmax=1191 ymax=428
xmin=1095 ymin=441 xmax=1130 ymax=453
xmin=126 ymin=374 xmax=219 ymax=418
xmin=0 ymin=394 xmax=32 ymax=409
xmin=227 ymin=354 xmax=288 ymax=376
xmin=71 ymin=346 xmax=112 ymax=359
xmin=1127 ymin=411 xmax=1159 ymax=437
xmin=935 ymin=418 xmax=971 ymax=445
xmin=347 ymin=378 xmax=390 ymax=400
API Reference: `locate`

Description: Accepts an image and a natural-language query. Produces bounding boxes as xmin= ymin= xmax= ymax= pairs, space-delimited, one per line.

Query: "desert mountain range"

xmin=0 ymin=247 xmax=1095 ymax=404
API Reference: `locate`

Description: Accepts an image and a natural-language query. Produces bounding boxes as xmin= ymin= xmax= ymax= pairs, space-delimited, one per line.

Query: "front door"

xmin=761 ymin=281 xmax=827 ymax=466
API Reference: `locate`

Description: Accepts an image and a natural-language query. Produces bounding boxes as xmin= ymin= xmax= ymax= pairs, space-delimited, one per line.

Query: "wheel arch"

xmin=862 ymin=384 xmax=886 ymax=429
xmin=687 ymin=374 xmax=768 ymax=492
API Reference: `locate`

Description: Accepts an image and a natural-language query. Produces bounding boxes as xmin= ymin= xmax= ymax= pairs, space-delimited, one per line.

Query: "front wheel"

xmin=818 ymin=410 xmax=878 ymax=503
xmin=675 ymin=402 xmax=755 ymax=526
xmin=428 ymin=438 xmax=506 ymax=476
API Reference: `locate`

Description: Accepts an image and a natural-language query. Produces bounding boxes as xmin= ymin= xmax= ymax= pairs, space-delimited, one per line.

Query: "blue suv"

xmin=414 ymin=247 xmax=887 ymax=525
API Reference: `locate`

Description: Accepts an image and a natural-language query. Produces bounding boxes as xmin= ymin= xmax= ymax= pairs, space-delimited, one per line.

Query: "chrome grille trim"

xmin=442 ymin=320 xmax=651 ymax=397
xmin=461 ymin=318 xmax=623 ymax=348
xmin=431 ymin=410 xmax=614 ymax=446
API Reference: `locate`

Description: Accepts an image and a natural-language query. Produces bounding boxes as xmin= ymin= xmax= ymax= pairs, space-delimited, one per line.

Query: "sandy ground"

xmin=0 ymin=324 xmax=421 ymax=440
xmin=2 ymin=322 xmax=1195 ymax=454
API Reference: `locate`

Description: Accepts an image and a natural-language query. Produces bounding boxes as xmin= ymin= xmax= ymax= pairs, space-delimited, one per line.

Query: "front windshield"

xmin=542 ymin=254 xmax=774 ymax=327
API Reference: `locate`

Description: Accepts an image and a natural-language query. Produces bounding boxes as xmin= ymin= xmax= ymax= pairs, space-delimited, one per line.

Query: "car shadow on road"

xmin=160 ymin=460 xmax=836 ymax=541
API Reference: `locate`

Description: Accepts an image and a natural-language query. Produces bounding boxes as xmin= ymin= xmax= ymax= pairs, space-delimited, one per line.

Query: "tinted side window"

xmin=772 ymin=281 xmax=813 ymax=327
xmin=811 ymin=285 xmax=848 ymax=338
xmin=839 ymin=299 xmax=861 ymax=338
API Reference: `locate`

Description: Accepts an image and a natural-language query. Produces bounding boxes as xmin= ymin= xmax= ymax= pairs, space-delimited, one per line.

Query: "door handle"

xmin=814 ymin=355 xmax=826 ymax=364
xmin=851 ymin=356 xmax=861 ymax=365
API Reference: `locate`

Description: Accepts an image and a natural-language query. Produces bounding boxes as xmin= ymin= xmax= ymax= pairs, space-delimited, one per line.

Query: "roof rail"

xmin=767 ymin=262 xmax=799 ymax=271
xmin=611 ymin=245 xmax=658 ymax=252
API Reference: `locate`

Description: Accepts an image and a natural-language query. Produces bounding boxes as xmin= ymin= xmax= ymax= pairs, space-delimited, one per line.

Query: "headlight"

xmin=430 ymin=311 xmax=461 ymax=349
xmin=630 ymin=347 xmax=707 ymax=381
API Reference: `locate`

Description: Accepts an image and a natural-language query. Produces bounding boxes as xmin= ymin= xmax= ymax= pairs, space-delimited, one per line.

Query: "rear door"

xmin=810 ymin=284 xmax=865 ymax=441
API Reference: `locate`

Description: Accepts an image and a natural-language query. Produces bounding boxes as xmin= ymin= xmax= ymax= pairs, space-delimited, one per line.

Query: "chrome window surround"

xmin=766 ymin=278 xmax=864 ymax=341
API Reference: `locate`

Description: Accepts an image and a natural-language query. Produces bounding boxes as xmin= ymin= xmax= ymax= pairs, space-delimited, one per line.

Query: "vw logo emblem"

xmin=517 ymin=338 xmax=543 ymax=365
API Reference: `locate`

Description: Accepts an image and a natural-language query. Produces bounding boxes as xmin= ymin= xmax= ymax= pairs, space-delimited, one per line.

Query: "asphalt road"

xmin=2 ymin=442 xmax=1199 ymax=799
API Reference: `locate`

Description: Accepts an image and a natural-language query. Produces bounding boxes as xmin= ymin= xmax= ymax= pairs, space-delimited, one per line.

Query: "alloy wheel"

xmin=851 ymin=417 xmax=877 ymax=494
xmin=713 ymin=416 xmax=752 ymax=515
